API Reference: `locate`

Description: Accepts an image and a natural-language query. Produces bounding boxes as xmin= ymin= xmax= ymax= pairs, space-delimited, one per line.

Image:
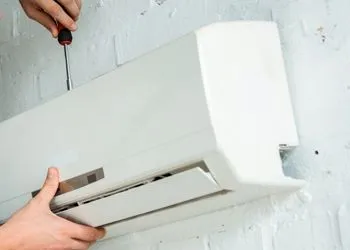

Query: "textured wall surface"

xmin=1 ymin=0 xmax=350 ymax=249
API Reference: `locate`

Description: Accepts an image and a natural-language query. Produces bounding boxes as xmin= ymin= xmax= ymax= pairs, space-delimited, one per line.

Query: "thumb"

xmin=35 ymin=167 xmax=59 ymax=205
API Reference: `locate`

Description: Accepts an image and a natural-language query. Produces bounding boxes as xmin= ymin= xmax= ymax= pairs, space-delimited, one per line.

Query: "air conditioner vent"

xmin=56 ymin=162 xmax=221 ymax=227
xmin=53 ymin=161 xmax=212 ymax=215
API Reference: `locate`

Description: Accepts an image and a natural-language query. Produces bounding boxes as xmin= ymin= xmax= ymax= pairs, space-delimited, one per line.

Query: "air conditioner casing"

xmin=0 ymin=21 xmax=304 ymax=239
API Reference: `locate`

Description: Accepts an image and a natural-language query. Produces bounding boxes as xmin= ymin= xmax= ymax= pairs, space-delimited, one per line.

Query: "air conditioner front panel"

xmin=0 ymin=32 xmax=214 ymax=206
xmin=0 ymin=21 xmax=305 ymax=238
xmin=56 ymin=167 xmax=222 ymax=227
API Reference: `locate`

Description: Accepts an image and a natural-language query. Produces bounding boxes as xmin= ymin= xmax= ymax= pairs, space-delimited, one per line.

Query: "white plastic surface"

xmin=0 ymin=21 xmax=304 ymax=236
xmin=57 ymin=167 xmax=221 ymax=227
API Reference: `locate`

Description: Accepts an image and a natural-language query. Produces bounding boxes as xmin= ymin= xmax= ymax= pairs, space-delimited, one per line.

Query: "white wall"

xmin=1 ymin=0 xmax=350 ymax=249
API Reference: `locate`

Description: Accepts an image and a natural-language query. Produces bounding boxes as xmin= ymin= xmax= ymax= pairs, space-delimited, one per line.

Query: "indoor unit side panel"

xmin=258 ymin=23 xmax=299 ymax=146
xmin=196 ymin=22 xmax=288 ymax=183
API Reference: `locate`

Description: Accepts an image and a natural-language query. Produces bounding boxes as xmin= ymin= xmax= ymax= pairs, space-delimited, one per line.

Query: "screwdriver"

xmin=57 ymin=19 xmax=73 ymax=91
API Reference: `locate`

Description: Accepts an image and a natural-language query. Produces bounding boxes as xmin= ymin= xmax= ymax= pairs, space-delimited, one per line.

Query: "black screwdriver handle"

xmin=58 ymin=24 xmax=73 ymax=46
xmin=55 ymin=1 xmax=73 ymax=46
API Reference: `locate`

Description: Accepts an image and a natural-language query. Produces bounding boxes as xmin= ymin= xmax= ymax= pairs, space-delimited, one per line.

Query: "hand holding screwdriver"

xmin=20 ymin=0 xmax=77 ymax=91
xmin=20 ymin=0 xmax=81 ymax=37
xmin=55 ymin=1 xmax=74 ymax=91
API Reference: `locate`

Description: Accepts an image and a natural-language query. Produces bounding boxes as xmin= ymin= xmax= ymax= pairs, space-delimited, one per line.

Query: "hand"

xmin=0 ymin=167 xmax=105 ymax=250
xmin=19 ymin=0 xmax=82 ymax=37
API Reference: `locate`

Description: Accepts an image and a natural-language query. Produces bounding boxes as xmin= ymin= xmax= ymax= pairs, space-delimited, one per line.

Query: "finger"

xmin=66 ymin=221 xmax=106 ymax=242
xmin=37 ymin=0 xmax=77 ymax=31
xmin=75 ymin=0 xmax=82 ymax=10
xmin=57 ymin=0 xmax=80 ymax=21
xmin=67 ymin=239 xmax=90 ymax=250
xmin=25 ymin=8 xmax=58 ymax=37
xmin=35 ymin=167 xmax=59 ymax=204
xmin=74 ymin=0 xmax=82 ymax=20
xmin=19 ymin=0 xmax=59 ymax=37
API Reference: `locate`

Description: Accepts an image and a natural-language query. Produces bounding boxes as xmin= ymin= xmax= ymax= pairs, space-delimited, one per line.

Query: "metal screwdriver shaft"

xmin=57 ymin=24 xmax=73 ymax=91
xmin=55 ymin=0 xmax=73 ymax=91
xmin=63 ymin=44 xmax=72 ymax=91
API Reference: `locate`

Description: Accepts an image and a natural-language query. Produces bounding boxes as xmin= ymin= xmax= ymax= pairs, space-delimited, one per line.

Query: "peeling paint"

xmin=96 ymin=0 xmax=105 ymax=8
xmin=11 ymin=9 xmax=20 ymax=38
xmin=168 ymin=8 xmax=177 ymax=18
xmin=154 ymin=0 xmax=168 ymax=6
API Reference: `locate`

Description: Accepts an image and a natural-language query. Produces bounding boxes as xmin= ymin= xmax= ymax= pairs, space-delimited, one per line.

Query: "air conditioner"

xmin=0 ymin=21 xmax=304 ymax=239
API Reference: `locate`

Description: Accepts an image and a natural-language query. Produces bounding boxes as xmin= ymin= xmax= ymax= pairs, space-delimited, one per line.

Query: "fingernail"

xmin=49 ymin=27 xmax=58 ymax=38
xmin=71 ymin=23 xmax=77 ymax=30
xmin=48 ymin=168 xmax=56 ymax=178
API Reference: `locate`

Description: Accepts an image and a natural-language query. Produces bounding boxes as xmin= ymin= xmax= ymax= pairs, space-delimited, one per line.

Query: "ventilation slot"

xmin=53 ymin=161 xmax=209 ymax=214
xmin=55 ymin=161 xmax=222 ymax=227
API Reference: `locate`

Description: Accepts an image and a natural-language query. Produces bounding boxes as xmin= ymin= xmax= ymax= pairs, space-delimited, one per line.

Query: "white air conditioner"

xmin=0 ymin=21 xmax=304 ymax=239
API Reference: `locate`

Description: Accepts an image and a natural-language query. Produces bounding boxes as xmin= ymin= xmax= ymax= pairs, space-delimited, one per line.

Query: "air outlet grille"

xmin=53 ymin=161 xmax=210 ymax=214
